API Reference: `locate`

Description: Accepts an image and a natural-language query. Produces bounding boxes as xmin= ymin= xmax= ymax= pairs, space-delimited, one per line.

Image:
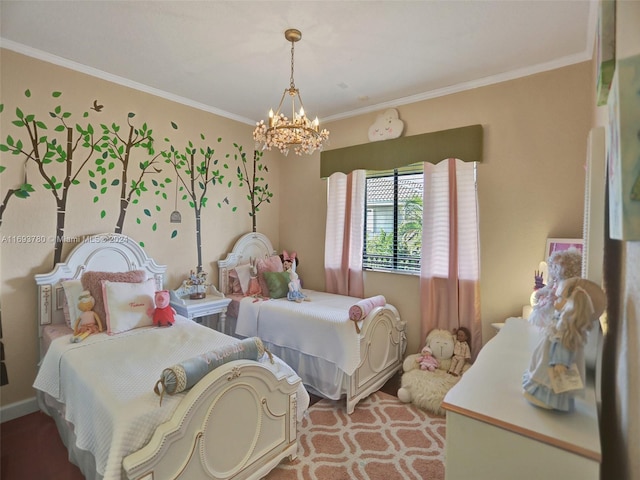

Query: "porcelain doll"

xmin=528 ymin=248 xmax=582 ymax=328
xmin=522 ymin=277 xmax=605 ymax=412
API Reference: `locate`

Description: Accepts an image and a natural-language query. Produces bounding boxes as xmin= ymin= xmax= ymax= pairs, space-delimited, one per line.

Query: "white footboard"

xmin=123 ymin=360 xmax=300 ymax=480
xmin=347 ymin=305 xmax=406 ymax=414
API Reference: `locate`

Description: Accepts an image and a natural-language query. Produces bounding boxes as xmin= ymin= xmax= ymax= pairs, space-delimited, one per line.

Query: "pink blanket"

xmin=349 ymin=295 xmax=386 ymax=332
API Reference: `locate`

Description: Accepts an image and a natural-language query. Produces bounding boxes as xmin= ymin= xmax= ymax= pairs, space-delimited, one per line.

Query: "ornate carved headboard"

xmin=217 ymin=232 xmax=276 ymax=295
xmin=34 ymin=233 xmax=166 ymax=329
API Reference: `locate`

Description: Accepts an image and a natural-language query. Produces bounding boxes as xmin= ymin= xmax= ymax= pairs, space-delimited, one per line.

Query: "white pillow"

xmin=62 ymin=279 xmax=84 ymax=328
xmin=102 ymin=278 xmax=155 ymax=334
xmin=235 ymin=263 xmax=253 ymax=294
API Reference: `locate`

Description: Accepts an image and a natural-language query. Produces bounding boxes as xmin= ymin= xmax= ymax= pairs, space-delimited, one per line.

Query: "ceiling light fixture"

xmin=253 ymin=28 xmax=329 ymax=156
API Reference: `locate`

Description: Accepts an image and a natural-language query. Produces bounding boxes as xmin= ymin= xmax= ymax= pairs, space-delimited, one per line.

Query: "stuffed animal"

xmin=151 ymin=290 xmax=176 ymax=327
xmin=281 ymin=250 xmax=307 ymax=302
xmin=71 ymin=291 xmax=103 ymax=343
xmin=397 ymin=328 xmax=471 ymax=415
xmin=417 ymin=346 xmax=439 ymax=371
xmin=523 ymin=277 xmax=605 ymax=412
xmin=247 ymin=257 xmax=261 ymax=296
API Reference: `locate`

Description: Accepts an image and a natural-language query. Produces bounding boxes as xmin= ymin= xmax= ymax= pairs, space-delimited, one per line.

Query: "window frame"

xmin=362 ymin=165 xmax=423 ymax=274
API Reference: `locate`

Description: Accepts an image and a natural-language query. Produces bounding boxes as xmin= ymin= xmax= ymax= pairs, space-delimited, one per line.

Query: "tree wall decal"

xmin=162 ymin=127 xmax=230 ymax=273
xmin=90 ymin=113 xmax=164 ymax=234
xmin=0 ymin=90 xmax=102 ymax=265
xmin=232 ymin=144 xmax=273 ymax=233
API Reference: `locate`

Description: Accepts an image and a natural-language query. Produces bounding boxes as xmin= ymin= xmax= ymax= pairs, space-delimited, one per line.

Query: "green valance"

xmin=320 ymin=124 xmax=483 ymax=178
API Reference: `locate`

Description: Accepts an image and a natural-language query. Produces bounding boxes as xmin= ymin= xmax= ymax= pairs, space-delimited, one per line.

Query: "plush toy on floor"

xmin=397 ymin=328 xmax=471 ymax=416
xmin=151 ymin=290 xmax=176 ymax=327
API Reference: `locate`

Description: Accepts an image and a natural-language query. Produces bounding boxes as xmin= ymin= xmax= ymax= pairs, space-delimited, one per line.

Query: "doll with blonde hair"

xmin=528 ymin=248 xmax=583 ymax=328
xmin=523 ymin=277 xmax=605 ymax=412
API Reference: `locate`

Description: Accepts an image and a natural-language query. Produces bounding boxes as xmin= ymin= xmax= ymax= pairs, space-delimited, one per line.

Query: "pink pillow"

xmin=256 ymin=255 xmax=283 ymax=298
xmin=81 ymin=270 xmax=146 ymax=325
xmin=228 ymin=269 xmax=243 ymax=295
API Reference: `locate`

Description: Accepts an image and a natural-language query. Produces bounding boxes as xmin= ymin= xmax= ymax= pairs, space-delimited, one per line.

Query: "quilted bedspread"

xmin=235 ymin=289 xmax=363 ymax=375
xmin=33 ymin=316 xmax=305 ymax=480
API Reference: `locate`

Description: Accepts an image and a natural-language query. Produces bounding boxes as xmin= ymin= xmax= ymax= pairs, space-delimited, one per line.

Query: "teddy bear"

xmin=397 ymin=328 xmax=471 ymax=416
xmin=417 ymin=346 xmax=439 ymax=371
xmin=71 ymin=291 xmax=103 ymax=343
xmin=151 ymin=290 xmax=176 ymax=327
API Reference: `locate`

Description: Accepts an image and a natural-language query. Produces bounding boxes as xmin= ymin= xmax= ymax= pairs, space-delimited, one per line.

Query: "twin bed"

xmin=33 ymin=231 xmax=406 ymax=479
xmin=34 ymin=233 xmax=307 ymax=480
xmin=217 ymin=232 xmax=407 ymax=414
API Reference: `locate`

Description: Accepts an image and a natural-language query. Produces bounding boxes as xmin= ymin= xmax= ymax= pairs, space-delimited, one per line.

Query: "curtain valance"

xmin=320 ymin=124 xmax=483 ymax=178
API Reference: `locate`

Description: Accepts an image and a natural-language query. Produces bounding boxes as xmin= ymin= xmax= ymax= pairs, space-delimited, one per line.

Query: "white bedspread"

xmin=235 ymin=290 xmax=363 ymax=375
xmin=33 ymin=316 xmax=307 ymax=480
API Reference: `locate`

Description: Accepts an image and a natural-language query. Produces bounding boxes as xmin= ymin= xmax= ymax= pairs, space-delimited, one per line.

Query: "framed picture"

xmin=607 ymin=53 xmax=640 ymax=240
xmin=596 ymin=0 xmax=616 ymax=106
xmin=545 ymin=238 xmax=584 ymax=259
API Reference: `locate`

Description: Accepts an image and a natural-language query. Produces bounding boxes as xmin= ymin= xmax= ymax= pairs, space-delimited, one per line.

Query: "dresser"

xmin=442 ymin=318 xmax=600 ymax=480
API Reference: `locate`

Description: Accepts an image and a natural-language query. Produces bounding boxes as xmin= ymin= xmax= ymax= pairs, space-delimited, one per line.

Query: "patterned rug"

xmin=264 ymin=391 xmax=446 ymax=480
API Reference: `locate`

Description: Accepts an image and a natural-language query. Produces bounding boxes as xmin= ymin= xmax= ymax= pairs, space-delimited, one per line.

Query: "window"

xmin=363 ymin=165 xmax=423 ymax=273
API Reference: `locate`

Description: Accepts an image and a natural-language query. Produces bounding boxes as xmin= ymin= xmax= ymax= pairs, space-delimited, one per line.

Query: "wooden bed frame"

xmin=35 ymin=233 xmax=300 ymax=480
xmin=218 ymin=232 xmax=407 ymax=414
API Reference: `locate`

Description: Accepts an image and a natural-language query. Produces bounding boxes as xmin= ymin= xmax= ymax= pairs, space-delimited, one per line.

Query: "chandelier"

xmin=253 ymin=28 xmax=329 ymax=156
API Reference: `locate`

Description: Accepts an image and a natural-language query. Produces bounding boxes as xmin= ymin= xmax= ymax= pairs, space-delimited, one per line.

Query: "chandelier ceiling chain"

xmin=253 ymin=28 xmax=330 ymax=156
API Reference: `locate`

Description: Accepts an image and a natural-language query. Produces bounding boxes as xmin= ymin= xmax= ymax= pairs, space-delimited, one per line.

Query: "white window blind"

xmin=363 ymin=165 xmax=423 ymax=273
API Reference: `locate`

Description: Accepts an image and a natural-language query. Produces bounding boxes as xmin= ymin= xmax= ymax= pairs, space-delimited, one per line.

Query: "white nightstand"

xmin=170 ymin=285 xmax=232 ymax=333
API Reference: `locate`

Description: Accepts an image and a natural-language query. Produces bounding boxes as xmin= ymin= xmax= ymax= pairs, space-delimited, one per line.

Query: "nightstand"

xmin=170 ymin=285 xmax=232 ymax=333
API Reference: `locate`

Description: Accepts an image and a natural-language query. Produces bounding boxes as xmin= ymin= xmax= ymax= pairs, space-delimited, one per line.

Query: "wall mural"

xmin=232 ymin=144 xmax=273 ymax=233
xmin=0 ymin=90 xmax=273 ymax=269
xmin=161 ymin=124 xmax=231 ymax=273
xmin=88 ymin=113 xmax=163 ymax=235
xmin=0 ymin=90 xmax=109 ymax=264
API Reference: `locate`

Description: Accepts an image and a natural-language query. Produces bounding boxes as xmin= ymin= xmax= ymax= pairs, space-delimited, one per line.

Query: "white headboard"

xmin=34 ymin=233 xmax=166 ymax=329
xmin=217 ymin=232 xmax=277 ymax=294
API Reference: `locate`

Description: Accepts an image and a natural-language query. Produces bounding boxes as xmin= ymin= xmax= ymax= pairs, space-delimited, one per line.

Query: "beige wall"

xmin=1 ymin=49 xmax=593 ymax=411
xmin=280 ymin=61 xmax=594 ymax=355
xmin=0 ymin=50 xmax=281 ymax=406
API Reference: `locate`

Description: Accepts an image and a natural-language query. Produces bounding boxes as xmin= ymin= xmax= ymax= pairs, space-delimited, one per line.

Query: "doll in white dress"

xmin=522 ymin=277 xmax=605 ymax=412
xmin=528 ymin=248 xmax=582 ymax=328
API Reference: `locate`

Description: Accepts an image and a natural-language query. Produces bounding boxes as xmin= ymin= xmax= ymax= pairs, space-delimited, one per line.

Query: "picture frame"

xmin=596 ymin=0 xmax=616 ymax=106
xmin=545 ymin=238 xmax=584 ymax=259
xmin=607 ymin=53 xmax=640 ymax=240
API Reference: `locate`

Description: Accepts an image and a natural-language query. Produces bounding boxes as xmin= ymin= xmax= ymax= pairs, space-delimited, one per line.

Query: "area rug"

xmin=264 ymin=391 xmax=446 ymax=480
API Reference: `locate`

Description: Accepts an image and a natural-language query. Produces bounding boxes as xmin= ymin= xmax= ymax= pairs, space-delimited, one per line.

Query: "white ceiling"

xmin=1 ymin=1 xmax=597 ymax=126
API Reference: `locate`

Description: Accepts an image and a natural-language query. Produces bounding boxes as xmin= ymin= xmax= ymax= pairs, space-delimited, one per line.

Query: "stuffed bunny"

xmin=247 ymin=257 xmax=262 ymax=296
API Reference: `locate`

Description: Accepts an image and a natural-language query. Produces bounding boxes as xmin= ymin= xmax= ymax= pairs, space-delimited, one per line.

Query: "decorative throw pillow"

xmin=102 ymin=278 xmax=155 ymax=334
xmin=81 ymin=270 xmax=147 ymax=325
xmin=234 ymin=263 xmax=254 ymax=295
xmin=263 ymin=271 xmax=291 ymax=299
xmin=61 ymin=279 xmax=84 ymax=328
xmin=256 ymin=255 xmax=283 ymax=298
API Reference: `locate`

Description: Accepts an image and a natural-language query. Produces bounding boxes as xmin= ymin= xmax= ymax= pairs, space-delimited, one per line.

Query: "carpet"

xmin=264 ymin=391 xmax=446 ymax=480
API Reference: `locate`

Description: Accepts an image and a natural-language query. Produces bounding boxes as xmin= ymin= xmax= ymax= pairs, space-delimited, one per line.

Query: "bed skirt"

xmin=257 ymin=341 xmax=349 ymax=400
xmin=38 ymin=391 xmax=103 ymax=480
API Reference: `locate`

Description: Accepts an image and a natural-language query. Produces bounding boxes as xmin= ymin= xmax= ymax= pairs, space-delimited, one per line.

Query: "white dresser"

xmin=442 ymin=318 xmax=600 ymax=480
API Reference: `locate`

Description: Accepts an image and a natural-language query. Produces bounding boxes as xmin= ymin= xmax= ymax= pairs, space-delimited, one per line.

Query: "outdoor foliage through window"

xmin=363 ymin=165 xmax=423 ymax=273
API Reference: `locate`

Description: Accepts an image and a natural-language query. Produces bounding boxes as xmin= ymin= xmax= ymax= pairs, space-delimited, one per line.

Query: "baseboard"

xmin=0 ymin=396 xmax=39 ymax=423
